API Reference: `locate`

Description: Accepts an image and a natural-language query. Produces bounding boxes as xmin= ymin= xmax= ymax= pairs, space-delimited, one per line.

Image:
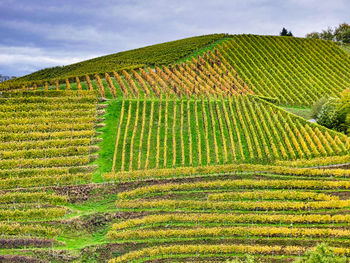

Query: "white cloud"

xmin=0 ymin=45 xmax=100 ymax=76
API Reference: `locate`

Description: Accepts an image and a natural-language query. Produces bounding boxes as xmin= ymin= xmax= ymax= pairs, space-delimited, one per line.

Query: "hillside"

xmin=0 ymin=34 xmax=349 ymax=262
xmin=13 ymin=34 xmax=228 ymax=82
xmin=3 ymin=35 xmax=350 ymax=108
xmin=219 ymin=35 xmax=350 ymax=106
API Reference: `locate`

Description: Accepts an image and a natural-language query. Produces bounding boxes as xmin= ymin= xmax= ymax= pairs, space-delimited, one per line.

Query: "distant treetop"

xmin=306 ymin=23 xmax=350 ymax=43
xmin=280 ymin=27 xmax=293 ymax=37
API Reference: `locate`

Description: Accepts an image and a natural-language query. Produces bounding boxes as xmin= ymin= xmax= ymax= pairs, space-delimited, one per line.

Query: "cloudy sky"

xmin=1 ymin=0 xmax=349 ymax=77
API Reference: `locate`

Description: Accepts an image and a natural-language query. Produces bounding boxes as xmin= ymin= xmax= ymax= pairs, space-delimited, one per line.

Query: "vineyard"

xmin=0 ymin=90 xmax=101 ymax=261
xmin=0 ymin=34 xmax=349 ymax=262
xmin=102 ymin=96 xmax=349 ymax=174
xmin=106 ymin=166 xmax=350 ymax=262
xmin=2 ymin=35 xmax=349 ymax=108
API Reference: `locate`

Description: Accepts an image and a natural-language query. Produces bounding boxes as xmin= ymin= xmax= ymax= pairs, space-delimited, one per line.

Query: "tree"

xmin=306 ymin=32 xmax=321 ymax=39
xmin=334 ymin=23 xmax=350 ymax=42
xmin=316 ymin=89 xmax=350 ymax=134
xmin=319 ymin=27 xmax=334 ymax=41
xmin=280 ymin=27 xmax=293 ymax=37
xmin=305 ymin=23 xmax=350 ymax=42
xmin=340 ymin=28 xmax=350 ymax=43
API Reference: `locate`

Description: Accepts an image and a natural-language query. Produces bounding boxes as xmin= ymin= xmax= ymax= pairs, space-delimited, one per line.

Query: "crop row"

xmin=0 ymin=90 xmax=97 ymax=98
xmin=1 ymin=146 xmax=98 ymax=160
xmin=0 ymin=173 xmax=91 ymax=189
xmin=0 ymin=207 xmax=66 ymax=220
xmin=276 ymin=155 xmax=350 ymax=168
xmin=111 ymin=213 xmax=350 ymax=231
xmin=116 ymin=199 xmax=350 ymax=212
xmin=105 ymin=163 xmax=350 ymax=182
xmin=0 ymin=102 xmax=96 ymax=112
xmin=0 ymin=223 xmax=60 ymax=237
xmin=0 ymin=116 xmax=97 ymax=126
xmin=0 ymin=95 xmax=97 ymax=104
xmin=0 ymin=130 xmax=95 ymax=142
xmin=0 ymin=122 xmax=94 ymax=133
xmin=0 ymin=109 xmax=97 ymax=119
xmin=0 ymin=167 xmax=71 ymax=179
xmin=206 ymin=190 xmax=337 ymax=201
xmin=108 ymin=244 xmax=350 ymax=263
xmin=0 ymin=155 xmax=93 ymax=169
xmin=0 ymin=192 xmax=67 ymax=204
xmin=118 ymin=179 xmax=350 ymax=200
xmin=0 ymin=138 xmax=93 ymax=151
xmin=108 ymin=225 xmax=350 ymax=241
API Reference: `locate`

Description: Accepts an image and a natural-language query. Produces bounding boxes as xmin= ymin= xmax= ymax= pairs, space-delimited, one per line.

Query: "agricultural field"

xmin=0 ymin=34 xmax=349 ymax=262
xmin=100 ymin=97 xmax=348 ymax=175
xmin=106 ymin=165 xmax=350 ymax=262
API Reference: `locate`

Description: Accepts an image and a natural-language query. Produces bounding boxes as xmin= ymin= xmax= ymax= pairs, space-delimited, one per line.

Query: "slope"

xmin=4 ymin=35 xmax=349 ymax=109
xmin=219 ymin=35 xmax=350 ymax=106
xmin=11 ymin=34 xmax=228 ymax=82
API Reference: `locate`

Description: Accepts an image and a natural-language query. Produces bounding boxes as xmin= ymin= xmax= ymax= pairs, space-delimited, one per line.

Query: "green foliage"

xmin=11 ymin=34 xmax=227 ymax=82
xmin=306 ymin=32 xmax=321 ymax=39
xmin=296 ymin=243 xmax=347 ymax=263
xmin=317 ymin=89 xmax=350 ymax=134
xmin=317 ymin=98 xmax=341 ymax=129
xmin=306 ymin=23 xmax=350 ymax=43
xmin=312 ymin=97 xmax=329 ymax=118
xmin=334 ymin=23 xmax=350 ymax=43
xmin=320 ymin=27 xmax=335 ymax=41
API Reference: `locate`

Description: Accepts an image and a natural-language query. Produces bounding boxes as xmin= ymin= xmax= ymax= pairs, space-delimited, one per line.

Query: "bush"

xmin=316 ymin=97 xmax=341 ymax=129
xmin=311 ymin=97 xmax=328 ymax=118
xmin=296 ymin=243 xmax=347 ymax=263
xmin=316 ymin=90 xmax=349 ymax=134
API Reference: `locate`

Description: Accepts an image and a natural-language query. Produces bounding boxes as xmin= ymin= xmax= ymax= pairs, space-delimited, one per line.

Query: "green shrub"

xmin=317 ymin=97 xmax=340 ymax=129
xmin=316 ymin=89 xmax=349 ymax=134
xmin=311 ymin=97 xmax=328 ymax=119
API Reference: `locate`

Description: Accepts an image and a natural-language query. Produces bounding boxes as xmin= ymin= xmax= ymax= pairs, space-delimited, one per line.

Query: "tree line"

xmin=306 ymin=23 xmax=350 ymax=43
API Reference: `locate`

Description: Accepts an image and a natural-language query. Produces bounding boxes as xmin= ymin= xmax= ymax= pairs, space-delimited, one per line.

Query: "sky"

xmin=0 ymin=0 xmax=349 ymax=77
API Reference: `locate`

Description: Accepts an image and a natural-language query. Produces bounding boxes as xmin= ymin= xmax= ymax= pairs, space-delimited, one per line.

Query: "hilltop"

xmin=14 ymin=34 xmax=228 ymax=81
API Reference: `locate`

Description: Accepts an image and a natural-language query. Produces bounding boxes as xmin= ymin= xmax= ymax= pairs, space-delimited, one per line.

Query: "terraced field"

xmin=106 ymin=166 xmax=350 ymax=262
xmin=0 ymin=90 xmax=101 ymax=261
